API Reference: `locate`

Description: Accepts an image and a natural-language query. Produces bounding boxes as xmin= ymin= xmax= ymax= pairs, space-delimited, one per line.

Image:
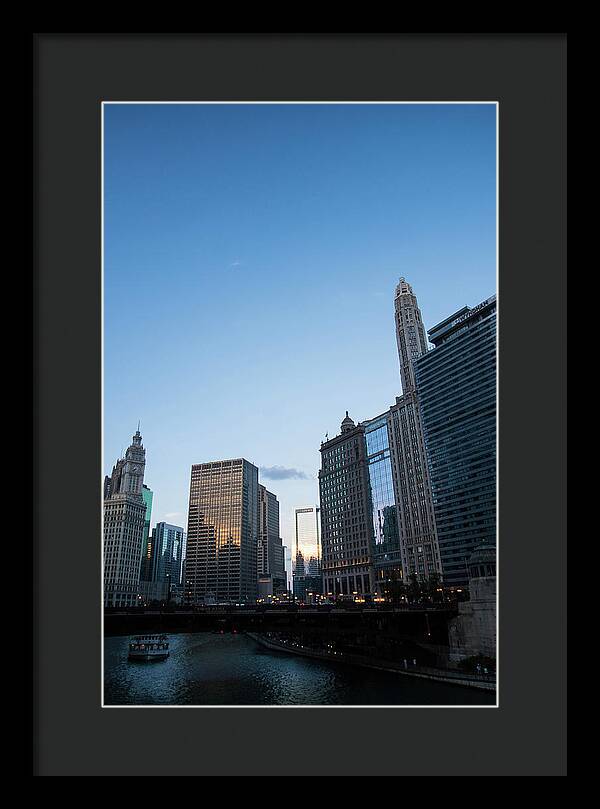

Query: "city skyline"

xmin=104 ymin=102 xmax=496 ymax=553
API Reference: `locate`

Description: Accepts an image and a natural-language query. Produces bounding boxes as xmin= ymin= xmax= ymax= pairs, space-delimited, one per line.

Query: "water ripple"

xmin=104 ymin=633 xmax=494 ymax=706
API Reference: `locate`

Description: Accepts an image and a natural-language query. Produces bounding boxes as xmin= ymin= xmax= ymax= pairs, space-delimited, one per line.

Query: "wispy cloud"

xmin=260 ymin=466 xmax=311 ymax=481
xmin=229 ymin=260 xmax=242 ymax=267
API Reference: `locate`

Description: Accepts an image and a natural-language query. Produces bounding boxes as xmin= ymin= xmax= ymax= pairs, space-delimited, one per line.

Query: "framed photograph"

xmin=33 ymin=33 xmax=566 ymax=776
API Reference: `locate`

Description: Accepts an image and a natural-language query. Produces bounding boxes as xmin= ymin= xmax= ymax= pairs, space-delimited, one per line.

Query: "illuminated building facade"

xmin=185 ymin=458 xmax=258 ymax=604
xmin=293 ymin=505 xmax=321 ymax=600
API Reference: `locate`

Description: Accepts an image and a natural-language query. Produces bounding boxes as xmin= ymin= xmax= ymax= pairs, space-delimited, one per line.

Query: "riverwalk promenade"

xmin=247 ymin=632 xmax=496 ymax=692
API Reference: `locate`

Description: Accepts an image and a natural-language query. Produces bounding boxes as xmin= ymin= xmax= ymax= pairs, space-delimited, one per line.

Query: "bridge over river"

xmin=104 ymin=606 xmax=458 ymax=662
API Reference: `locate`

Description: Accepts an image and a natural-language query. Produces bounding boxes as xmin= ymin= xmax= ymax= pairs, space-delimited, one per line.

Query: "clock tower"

xmin=121 ymin=426 xmax=146 ymax=498
xmin=103 ymin=425 xmax=149 ymax=609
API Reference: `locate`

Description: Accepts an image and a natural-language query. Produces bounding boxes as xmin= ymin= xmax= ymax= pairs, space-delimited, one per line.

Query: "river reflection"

xmin=104 ymin=632 xmax=495 ymax=706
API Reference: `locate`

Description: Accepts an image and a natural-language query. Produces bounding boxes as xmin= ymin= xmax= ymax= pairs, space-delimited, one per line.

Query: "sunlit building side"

xmin=185 ymin=458 xmax=258 ymax=605
xmin=293 ymin=505 xmax=322 ymax=600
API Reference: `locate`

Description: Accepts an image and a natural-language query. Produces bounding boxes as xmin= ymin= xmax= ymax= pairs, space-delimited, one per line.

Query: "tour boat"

xmin=128 ymin=634 xmax=170 ymax=662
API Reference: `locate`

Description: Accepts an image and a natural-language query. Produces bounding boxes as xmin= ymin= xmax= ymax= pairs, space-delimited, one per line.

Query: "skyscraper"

xmin=257 ymin=485 xmax=285 ymax=579
xmin=103 ymin=428 xmax=147 ymax=608
xmin=283 ymin=545 xmax=293 ymax=593
xmin=294 ymin=506 xmax=320 ymax=566
xmin=185 ymin=458 xmax=259 ymax=604
xmin=139 ymin=484 xmax=154 ymax=581
xmin=293 ymin=505 xmax=321 ymax=600
xmin=318 ymin=278 xmax=442 ymax=600
xmin=257 ymin=484 xmax=286 ymax=597
xmin=394 ymin=276 xmax=429 ymax=395
xmin=363 ymin=412 xmax=402 ymax=596
xmin=387 ymin=391 xmax=441 ymax=583
xmin=319 ymin=413 xmax=375 ymax=599
xmin=415 ymin=295 xmax=497 ymax=587
xmin=151 ymin=522 xmax=186 ymax=586
xmin=388 ymin=279 xmax=442 ymax=583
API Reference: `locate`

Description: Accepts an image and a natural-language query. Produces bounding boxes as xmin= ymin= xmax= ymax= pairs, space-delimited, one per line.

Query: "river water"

xmin=104 ymin=632 xmax=495 ymax=706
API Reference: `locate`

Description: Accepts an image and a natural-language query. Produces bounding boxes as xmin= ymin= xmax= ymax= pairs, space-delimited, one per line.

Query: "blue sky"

xmin=104 ymin=102 xmax=496 ymax=548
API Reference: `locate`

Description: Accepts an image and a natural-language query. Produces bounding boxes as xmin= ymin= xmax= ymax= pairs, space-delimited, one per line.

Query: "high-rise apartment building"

xmin=415 ymin=295 xmax=497 ymax=587
xmin=319 ymin=414 xmax=375 ymax=598
xmin=185 ymin=458 xmax=259 ymax=604
xmin=103 ymin=428 xmax=147 ymax=608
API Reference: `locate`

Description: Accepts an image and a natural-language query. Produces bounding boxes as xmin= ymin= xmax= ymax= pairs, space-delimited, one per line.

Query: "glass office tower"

xmin=186 ymin=458 xmax=259 ymax=604
xmin=151 ymin=522 xmax=185 ymax=586
xmin=364 ymin=413 xmax=402 ymax=597
xmin=294 ymin=506 xmax=320 ymax=567
xmin=139 ymin=484 xmax=154 ymax=581
xmin=415 ymin=295 xmax=497 ymax=588
xmin=293 ymin=506 xmax=321 ymax=600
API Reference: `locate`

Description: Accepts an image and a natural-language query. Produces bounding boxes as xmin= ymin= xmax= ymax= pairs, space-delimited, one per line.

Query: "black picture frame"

xmin=33 ymin=33 xmax=566 ymax=776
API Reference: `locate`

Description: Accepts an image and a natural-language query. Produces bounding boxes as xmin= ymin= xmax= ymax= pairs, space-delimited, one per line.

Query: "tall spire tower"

xmin=103 ymin=428 xmax=148 ymax=608
xmin=394 ymin=277 xmax=429 ymax=394
xmin=121 ymin=427 xmax=145 ymax=497
xmin=387 ymin=277 xmax=442 ymax=584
